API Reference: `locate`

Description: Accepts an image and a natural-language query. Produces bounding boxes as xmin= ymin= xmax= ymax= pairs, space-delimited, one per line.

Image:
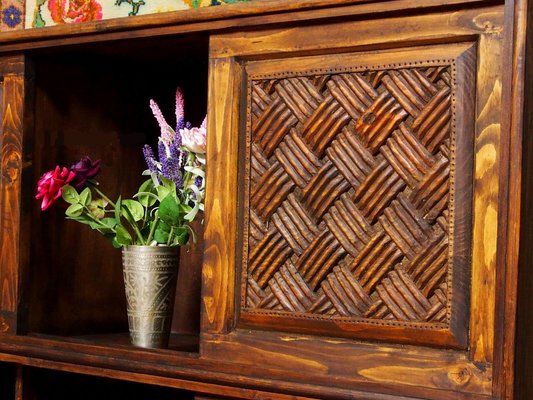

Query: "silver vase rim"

xmin=122 ymin=245 xmax=180 ymax=256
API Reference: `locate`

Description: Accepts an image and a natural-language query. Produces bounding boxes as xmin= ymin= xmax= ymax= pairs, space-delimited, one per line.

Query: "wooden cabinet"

xmin=0 ymin=0 xmax=532 ymax=399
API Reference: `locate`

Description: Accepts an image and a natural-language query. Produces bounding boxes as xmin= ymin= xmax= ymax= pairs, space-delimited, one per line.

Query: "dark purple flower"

xmin=167 ymin=160 xmax=182 ymax=189
xmin=143 ymin=145 xmax=158 ymax=175
xmin=69 ymin=156 xmax=101 ymax=190
xmin=194 ymin=176 xmax=203 ymax=188
xmin=158 ymin=141 xmax=170 ymax=178
xmin=176 ymin=117 xmax=185 ymax=136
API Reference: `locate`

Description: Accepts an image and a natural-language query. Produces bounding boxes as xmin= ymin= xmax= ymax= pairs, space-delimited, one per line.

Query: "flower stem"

xmin=146 ymin=212 xmax=159 ymax=244
xmin=167 ymin=225 xmax=175 ymax=246
xmin=122 ymin=205 xmax=145 ymax=245
xmin=91 ymin=185 xmax=116 ymax=208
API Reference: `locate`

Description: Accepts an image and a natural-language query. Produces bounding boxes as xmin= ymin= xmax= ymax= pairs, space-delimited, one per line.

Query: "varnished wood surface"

xmin=510 ymin=0 xmax=532 ymax=398
xmin=210 ymin=6 xmax=504 ymax=59
xmin=0 ymin=56 xmax=27 ymax=335
xmin=202 ymin=57 xmax=242 ymax=334
xmin=0 ymin=334 xmax=417 ymax=400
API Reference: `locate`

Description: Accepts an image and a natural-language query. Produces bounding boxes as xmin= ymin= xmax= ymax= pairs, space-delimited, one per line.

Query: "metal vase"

xmin=122 ymin=245 xmax=180 ymax=349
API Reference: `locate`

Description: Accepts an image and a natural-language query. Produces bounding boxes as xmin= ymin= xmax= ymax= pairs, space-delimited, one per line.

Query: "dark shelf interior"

xmin=0 ymin=362 xmax=15 ymax=398
xmin=20 ymin=34 xmax=208 ymax=351
xmin=19 ymin=366 xmax=194 ymax=400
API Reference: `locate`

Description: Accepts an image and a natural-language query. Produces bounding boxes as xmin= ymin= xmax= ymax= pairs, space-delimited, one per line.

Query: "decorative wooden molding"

xmin=238 ymin=44 xmax=475 ymax=348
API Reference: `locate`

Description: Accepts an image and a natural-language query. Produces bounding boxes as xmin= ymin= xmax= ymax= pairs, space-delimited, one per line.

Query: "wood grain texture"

xmin=202 ymin=331 xmax=492 ymax=399
xmin=0 ymin=334 xmax=418 ymax=400
xmin=0 ymin=56 xmax=26 ymax=335
xmin=202 ymin=57 xmax=242 ymax=334
xmin=211 ymin=7 xmax=504 ymax=59
xmin=469 ymin=26 xmax=503 ymax=365
xmin=240 ymin=45 xmax=475 ymax=349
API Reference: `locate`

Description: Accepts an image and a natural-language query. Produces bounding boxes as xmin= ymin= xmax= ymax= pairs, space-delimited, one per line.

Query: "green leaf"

xmin=157 ymin=220 xmax=171 ymax=232
xmin=80 ymin=187 xmax=92 ymax=206
xmin=115 ymin=224 xmax=132 ymax=246
xmin=111 ymin=237 xmax=122 ymax=248
xmin=101 ymin=218 xmax=117 ymax=229
xmin=154 ymin=227 xmax=170 ymax=244
xmin=65 ymin=203 xmax=84 ymax=217
xmin=156 ymin=185 xmax=170 ymax=202
xmin=136 ymin=179 xmax=157 ymax=207
xmin=62 ymin=185 xmax=80 ymax=205
xmin=122 ymin=200 xmax=144 ymax=222
xmin=160 ymin=175 xmax=175 ymax=191
xmin=115 ymin=196 xmax=122 ymax=222
xmin=88 ymin=220 xmax=101 ymax=230
xmin=159 ymin=195 xmax=181 ymax=226
xmin=173 ymin=227 xmax=189 ymax=246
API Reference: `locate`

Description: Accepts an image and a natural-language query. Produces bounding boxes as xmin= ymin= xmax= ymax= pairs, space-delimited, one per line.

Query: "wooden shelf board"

xmin=26 ymin=332 xmax=200 ymax=354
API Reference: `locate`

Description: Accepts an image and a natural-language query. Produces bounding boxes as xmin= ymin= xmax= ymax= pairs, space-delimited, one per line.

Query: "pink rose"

xmin=181 ymin=126 xmax=206 ymax=154
xmin=35 ymin=166 xmax=76 ymax=211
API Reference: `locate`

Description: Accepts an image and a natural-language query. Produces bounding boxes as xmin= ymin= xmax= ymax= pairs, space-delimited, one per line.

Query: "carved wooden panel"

xmin=238 ymin=45 xmax=475 ymax=348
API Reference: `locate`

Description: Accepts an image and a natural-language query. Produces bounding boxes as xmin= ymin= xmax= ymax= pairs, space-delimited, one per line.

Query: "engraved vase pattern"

xmin=122 ymin=245 xmax=180 ymax=349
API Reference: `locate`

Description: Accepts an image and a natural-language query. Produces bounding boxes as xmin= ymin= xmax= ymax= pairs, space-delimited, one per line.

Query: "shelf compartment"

xmin=16 ymin=34 xmax=208 ymax=351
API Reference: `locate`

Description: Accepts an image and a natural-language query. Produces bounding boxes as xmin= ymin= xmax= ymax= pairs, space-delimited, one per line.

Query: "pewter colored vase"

xmin=122 ymin=245 xmax=180 ymax=349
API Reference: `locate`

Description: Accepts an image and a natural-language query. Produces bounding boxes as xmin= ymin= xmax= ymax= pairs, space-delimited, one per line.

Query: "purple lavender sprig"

xmin=143 ymin=145 xmax=158 ymax=176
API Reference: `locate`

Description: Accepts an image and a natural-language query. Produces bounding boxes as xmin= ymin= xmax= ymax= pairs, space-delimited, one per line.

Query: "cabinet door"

xmin=204 ymin=5 xmax=507 ymax=399
xmin=0 ymin=55 xmax=32 ymax=335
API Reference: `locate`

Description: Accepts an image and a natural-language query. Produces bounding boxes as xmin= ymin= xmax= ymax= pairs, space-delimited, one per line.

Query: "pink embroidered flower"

xmin=48 ymin=0 xmax=103 ymax=24
xmin=35 ymin=166 xmax=76 ymax=211
xmin=181 ymin=126 xmax=206 ymax=154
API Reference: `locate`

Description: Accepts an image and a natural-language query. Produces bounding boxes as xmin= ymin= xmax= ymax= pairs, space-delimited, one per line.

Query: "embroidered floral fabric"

xmin=0 ymin=0 xmax=250 ymax=31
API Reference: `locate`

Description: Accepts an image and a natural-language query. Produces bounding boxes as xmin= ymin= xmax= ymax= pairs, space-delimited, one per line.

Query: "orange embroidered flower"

xmin=48 ymin=0 xmax=103 ymax=24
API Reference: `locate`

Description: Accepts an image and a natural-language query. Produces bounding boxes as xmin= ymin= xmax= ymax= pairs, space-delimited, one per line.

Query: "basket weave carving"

xmin=243 ymin=66 xmax=454 ymax=325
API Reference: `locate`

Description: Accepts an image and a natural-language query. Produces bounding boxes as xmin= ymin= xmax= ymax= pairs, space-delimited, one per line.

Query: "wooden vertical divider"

xmin=0 ymin=55 xmax=32 ymax=335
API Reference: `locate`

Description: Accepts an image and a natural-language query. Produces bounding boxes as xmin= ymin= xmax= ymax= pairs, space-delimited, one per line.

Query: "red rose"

xmin=35 ymin=166 xmax=76 ymax=211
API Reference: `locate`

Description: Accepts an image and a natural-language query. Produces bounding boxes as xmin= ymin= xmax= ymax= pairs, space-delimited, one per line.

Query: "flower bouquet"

xmin=35 ymin=88 xmax=206 ymax=348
